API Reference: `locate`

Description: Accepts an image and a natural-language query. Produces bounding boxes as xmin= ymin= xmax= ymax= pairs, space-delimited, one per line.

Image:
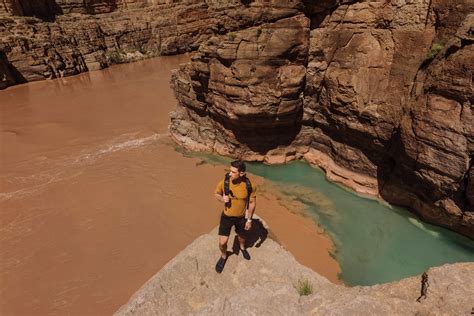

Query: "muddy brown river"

xmin=0 ymin=55 xmax=339 ymax=315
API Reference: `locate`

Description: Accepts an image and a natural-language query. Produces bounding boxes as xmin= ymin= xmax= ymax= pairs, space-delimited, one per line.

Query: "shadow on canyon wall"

xmin=0 ymin=51 xmax=27 ymax=88
xmin=309 ymin=115 xmax=472 ymax=230
xmin=7 ymin=0 xmax=121 ymax=21
xmin=15 ymin=0 xmax=63 ymax=21
xmin=217 ymin=109 xmax=304 ymax=155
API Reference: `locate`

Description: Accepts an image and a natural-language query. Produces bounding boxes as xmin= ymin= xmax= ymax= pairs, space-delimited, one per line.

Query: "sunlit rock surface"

xmin=0 ymin=0 xmax=301 ymax=87
xmin=115 ymin=227 xmax=474 ymax=315
xmin=169 ymin=1 xmax=474 ymax=238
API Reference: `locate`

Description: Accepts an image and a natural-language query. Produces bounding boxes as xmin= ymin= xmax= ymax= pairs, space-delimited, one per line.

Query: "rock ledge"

xmin=115 ymin=225 xmax=474 ymax=315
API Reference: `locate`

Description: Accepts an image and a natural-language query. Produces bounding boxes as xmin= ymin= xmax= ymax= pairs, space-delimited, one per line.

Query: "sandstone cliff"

xmin=1 ymin=0 xmax=472 ymax=238
xmin=0 ymin=0 xmax=300 ymax=88
xmin=169 ymin=0 xmax=474 ymax=239
xmin=115 ymin=226 xmax=474 ymax=315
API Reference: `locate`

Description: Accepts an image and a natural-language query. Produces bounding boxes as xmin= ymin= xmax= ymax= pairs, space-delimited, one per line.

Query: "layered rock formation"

xmin=0 ymin=0 xmax=148 ymax=17
xmin=1 ymin=1 xmax=472 ymax=238
xmin=169 ymin=1 xmax=474 ymax=238
xmin=171 ymin=13 xmax=310 ymax=154
xmin=115 ymin=227 xmax=474 ymax=315
xmin=0 ymin=0 xmax=301 ymax=88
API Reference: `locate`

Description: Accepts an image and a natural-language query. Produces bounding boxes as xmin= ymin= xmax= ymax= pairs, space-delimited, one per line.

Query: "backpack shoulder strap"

xmin=224 ymin=173 xmax=230 ymax=196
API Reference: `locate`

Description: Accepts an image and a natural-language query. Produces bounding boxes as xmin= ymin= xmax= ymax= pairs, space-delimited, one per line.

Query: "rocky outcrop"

xmin=115 ymin=227 xmax=474 ymax=315
xmin=171 ymin=14 xmax=310 ymax=154
xmin=169 ymin=1 xmax=474 ymax=238
xmin=0 ymin=0 xmax=302 ymax=88
xmin=382 ymin=13 xmax=474 ymax=237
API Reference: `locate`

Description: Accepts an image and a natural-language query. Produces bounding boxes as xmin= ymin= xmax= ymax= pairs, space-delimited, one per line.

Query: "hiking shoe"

xmin=215 ymin=256 xmax=227 ymax=273
xmin=241 ymin=248 xmax=251 ymax=260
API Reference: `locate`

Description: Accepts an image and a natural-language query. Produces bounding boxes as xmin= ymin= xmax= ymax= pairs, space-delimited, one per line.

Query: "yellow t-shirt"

xmin=215 ymin=178 xmax=257 ymax=217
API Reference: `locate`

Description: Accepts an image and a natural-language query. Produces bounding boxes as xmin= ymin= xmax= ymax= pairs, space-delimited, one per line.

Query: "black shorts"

xmin=218 ymin=213 xmax=246 ymax=236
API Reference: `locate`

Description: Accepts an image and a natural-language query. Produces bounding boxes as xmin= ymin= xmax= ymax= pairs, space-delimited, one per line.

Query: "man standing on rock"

xmin=214 ymin=160 xmax=256 ymax=273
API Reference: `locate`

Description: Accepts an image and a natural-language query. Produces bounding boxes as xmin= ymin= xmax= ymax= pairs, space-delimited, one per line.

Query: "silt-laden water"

xmin=197 ymin=155 xmax=474 ymax=285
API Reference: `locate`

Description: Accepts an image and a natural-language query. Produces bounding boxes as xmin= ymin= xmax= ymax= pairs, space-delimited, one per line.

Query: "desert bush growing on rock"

xmin=296 ymin=279 xmax=313 ymax=296
xmin=425 ymin=42 xmax=444 ymax=61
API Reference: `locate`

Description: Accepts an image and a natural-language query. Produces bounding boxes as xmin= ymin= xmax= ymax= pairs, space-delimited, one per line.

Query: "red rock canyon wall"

xmin=1 ymin=0 xmax=472 ymax=238
xmin=169 ymin=0 xmax=474 ymax=238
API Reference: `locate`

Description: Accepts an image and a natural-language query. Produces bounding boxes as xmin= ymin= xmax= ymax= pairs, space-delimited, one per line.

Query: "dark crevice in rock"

xmin=302 ymin=0 xmax=363 ymax=29
xmin=0 ymin=51 xmax=27 ymax=88
xmin=460 ymin=38 xmax=474 ymax=48
xmin=443 ymin=44 xmax=458 ymax=59
xmin=416 ymin=272 xmax=429 ymax=302
xmin=425 ymin=85 xmax=470 ymax=106
xmin=17 ymin=0 xmax=63 ymax=22
xmin=376 ymin=127 xmax=402 ymax=193
xmin=464 ymin=156 xmax=474 ymax=211
xmin=425 ymin=0 xmax=433 ymax=28
xmin=443 ymin=40 xmax=472 ymax=62
xmin=301 ymin=0 xmax=340 ymax=29
xmin=190 ymin=73 xmax=209 ymax=104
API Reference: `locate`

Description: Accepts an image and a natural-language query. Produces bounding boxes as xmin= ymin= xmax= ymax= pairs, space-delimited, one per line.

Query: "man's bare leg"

xmin=238 ymin=235 xmax=251 ymax=260
xmin=219 ymin=235 xmax=229 ymax=258
xmin=216 ymin=235 xmax=230 ymax=273
xmin=238 ymin=235 xmax=245 ymax=250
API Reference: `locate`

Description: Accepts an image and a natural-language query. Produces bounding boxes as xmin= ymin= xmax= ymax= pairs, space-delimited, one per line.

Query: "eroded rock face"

xmin=170 ymin=14 xmax=309 ymax=155
xmin=115 ymin=227 xmax=474 ymax=315
xmin=0 ymin=0 xmax=301 ymax=88
xmin=303 ymin=1 xmax=434 ymax=179
xmin=170 ymin=1 xmax=474 ymax=238
xmin=0 ymin=0 xmax=63 ymax=20
xmin=382 ymin=13 xmax=474 ymax=236
xmin=302 ymin=2 xmax=474 ymax=234
xmin=0 ymin=1 xmax=472 ymax=237
xmin=0 ymin=0 xmax=148 ymax=18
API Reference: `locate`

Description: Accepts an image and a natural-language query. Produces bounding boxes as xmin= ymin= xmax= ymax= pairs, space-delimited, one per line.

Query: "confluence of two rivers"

xmin=1 ymin=55 xmax=473 ymax=315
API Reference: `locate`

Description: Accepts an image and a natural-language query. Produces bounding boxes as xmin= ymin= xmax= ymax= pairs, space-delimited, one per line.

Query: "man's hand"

xmin=215 ymin=193 xmax=230 ymax=204
xmin=245 ymin=220 xmax=252 ymax=231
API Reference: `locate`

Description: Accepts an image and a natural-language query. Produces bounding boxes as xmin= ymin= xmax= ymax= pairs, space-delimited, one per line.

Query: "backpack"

xmin=224 ymin=173 xmax=253 ymax=211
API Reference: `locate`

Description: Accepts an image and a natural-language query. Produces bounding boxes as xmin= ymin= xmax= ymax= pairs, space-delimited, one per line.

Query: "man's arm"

xmin=215 ymin=180 xmax=228 ymax=204
xmin=246 ymin=197 xmax=256 ymax=220
xmin=244 ymin=197 xmax=256 ymax=230
xmin=215 ymin=193 xmax=229 ymax=203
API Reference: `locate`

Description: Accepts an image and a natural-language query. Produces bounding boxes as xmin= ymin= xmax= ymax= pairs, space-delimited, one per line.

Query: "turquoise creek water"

xmin=192 ymin=153 xmax=474 ymax=286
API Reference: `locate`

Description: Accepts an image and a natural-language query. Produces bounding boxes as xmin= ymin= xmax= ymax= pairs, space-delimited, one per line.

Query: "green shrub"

xmin=106 ymin=50 xmax=124 ymax=64
xmin=425 ymin=42 xmax=444 ymax=61
xmin=228 ymin=32 xmax=236 ymax=41
xmin=296 ymin=279 xmax=313 ymax=296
